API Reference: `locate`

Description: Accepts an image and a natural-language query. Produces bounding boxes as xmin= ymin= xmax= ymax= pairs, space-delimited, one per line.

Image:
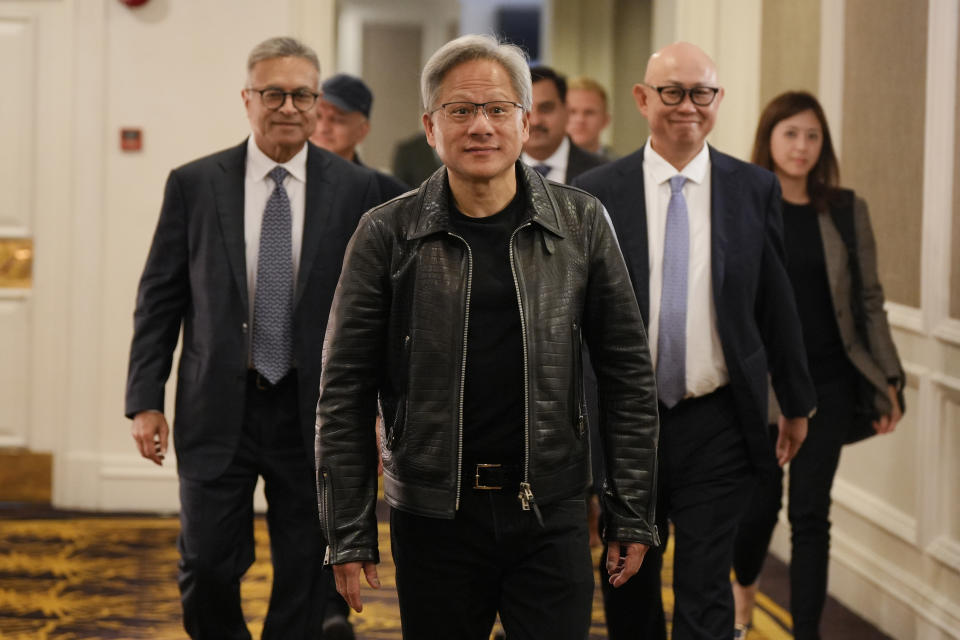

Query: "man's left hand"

xmin=775 ymin=415 xmax=808 ymax=466
xmin=605 ymin=540 xmax=649 ymax=588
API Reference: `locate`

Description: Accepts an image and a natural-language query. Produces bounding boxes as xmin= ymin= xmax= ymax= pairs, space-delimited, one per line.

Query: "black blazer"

xmin=573 ymin=146 xmax=816 ymax=467
xmin=125 ymin=140 xmax=380 ymax=480
xmin=565 ymin=139 xmax=608 ymax=184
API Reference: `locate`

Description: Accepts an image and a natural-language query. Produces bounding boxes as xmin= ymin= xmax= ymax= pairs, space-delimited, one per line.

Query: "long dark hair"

xmin=751 ymin=91 xmax=839 ymax=210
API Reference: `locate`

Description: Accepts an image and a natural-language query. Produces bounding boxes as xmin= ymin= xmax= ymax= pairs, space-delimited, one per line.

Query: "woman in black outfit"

xmin=731 ymin=91 xmax=905 ymax=640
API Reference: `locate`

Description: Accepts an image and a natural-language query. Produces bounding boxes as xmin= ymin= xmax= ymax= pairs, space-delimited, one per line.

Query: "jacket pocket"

xmin=385 ymin=334 xmax=412 ymax=450
xmin=571 ymin=321 xmax=586 ymax=439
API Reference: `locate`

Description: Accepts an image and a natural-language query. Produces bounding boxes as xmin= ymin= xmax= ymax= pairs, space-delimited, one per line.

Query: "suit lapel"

xmin=214 ymin=141 xmax=249 ymax=310
xmin=611 ymin=149 xmax=651 ymax=323
xmin=708 ymin=147 xmax=732 ymax=301
xmin=296 ymin=144 xmax=335 ymax=307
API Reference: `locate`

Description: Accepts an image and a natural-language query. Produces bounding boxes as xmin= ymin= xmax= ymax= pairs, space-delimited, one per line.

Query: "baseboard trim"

xmin=830 ymin=528 xmax=960 ymax=638
xmin=55 ymin=452 xmax=266 ymax=513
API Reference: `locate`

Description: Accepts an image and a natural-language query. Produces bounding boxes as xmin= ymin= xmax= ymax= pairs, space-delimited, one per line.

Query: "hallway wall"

xmin=2 ymin=0 xmax=957 ymax=636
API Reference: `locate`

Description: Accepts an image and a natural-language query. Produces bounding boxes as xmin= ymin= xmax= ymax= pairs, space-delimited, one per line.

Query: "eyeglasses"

xmin=247 ymin=88 xmax=320 ymax=112
xmin=430 ymin=101 xmax=525 ymax=123
xmin=646 ymin=85 xmax=720 ymax=106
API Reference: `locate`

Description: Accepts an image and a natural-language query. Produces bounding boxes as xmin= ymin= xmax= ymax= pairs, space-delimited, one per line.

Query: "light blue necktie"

xmin=533 ymin=163 xmax=551 ymax=176
xmin=656 ymin=175 xmax=689 ymax=407
xmin=252 ymin=166 xmax=294 ymax=384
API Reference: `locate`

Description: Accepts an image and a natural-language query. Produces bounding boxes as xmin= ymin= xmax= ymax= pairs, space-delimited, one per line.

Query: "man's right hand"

xmin=333 ymin=560 xmax=381 ymax=612
xmin=131 ymin=410 xmax=169 ymax=465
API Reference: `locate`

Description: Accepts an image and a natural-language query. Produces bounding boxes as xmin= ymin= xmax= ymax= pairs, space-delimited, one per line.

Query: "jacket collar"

xmin=408 ymin=161 xmax=566 ymax=240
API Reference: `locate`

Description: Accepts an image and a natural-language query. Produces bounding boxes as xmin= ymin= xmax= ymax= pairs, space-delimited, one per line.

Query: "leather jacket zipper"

xmin=319 ymin=468 xmax=335 ymax=563
xmin=509 ymin=222 xmax=543 ymax=525
xmin=448 ymin=231 xmax=472 ymax=511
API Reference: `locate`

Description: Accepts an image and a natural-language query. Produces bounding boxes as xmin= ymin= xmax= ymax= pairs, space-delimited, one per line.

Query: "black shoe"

xmin=322 ymin=614 xmax=355 ymax=640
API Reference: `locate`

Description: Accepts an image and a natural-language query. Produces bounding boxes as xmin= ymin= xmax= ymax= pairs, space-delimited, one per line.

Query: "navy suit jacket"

xmin=125 ymin=140 xmax=381 ymax=480
xmin=573 ymin=145 xmax=816 ymax=467
xmin=565 ymin=139 xmax=608 ymax=184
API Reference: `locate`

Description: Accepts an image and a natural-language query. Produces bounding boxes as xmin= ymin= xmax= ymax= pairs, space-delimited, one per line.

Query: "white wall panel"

xmin=0 ymin=16 xmax=34 ymax=229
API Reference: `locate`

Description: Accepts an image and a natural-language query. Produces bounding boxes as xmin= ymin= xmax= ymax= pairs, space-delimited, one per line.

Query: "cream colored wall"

xmin=0 ymin=0 xmax=333 ymax=512
xmin=759 ymin=0 xmax=819 ymax=110
xmin=551 ymin=0 xmax=653 ymax=157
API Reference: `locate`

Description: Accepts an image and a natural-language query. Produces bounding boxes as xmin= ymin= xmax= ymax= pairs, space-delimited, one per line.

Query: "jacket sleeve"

xmin=756 ymin=178 xmax=817 ymax=419
xmin=315 ymin=212 xmax=389 ymax=565
xmin=582 ymin=200 xmax=661 ymax=547
xmin=125 ymin=170 xmax=190 ymax=418
xmin=853 ymin=197 xmax=904 ymax=385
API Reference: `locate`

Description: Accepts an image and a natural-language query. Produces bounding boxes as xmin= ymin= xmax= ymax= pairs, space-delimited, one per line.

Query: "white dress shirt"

xmin=244 ymin=136 xmax=307 ymax=323
xmin=644 ymin=140 xmax=729 ymax=399
xmin=522 ymin=136 xmax=570 ymax=184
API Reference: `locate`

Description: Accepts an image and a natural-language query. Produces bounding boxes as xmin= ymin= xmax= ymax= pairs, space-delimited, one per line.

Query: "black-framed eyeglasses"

xmin=430 ymin=101 xmax=525 ymax=123
xmin=646 ymin=84 xmax=720 ymax=106
xmin=247 ymin=87 xmax=320 ymax=112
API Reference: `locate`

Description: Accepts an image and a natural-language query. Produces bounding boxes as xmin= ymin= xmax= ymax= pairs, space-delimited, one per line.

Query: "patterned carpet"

xmin=0 ymin=513 xmax=795 ymax=640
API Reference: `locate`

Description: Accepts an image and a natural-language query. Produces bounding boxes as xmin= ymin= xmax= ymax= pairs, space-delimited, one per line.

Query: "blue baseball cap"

xmin=321 ymin=73 xmax=373 ymax=118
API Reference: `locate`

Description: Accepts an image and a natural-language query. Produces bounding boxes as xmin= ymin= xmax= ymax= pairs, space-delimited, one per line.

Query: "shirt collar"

xmin=246 ymin=136 xmax=308 ymax=183
xmin=521 ymin=135 xmax=570 ymax=171
xmin=644 ymin=139 xmax=710 ymax=186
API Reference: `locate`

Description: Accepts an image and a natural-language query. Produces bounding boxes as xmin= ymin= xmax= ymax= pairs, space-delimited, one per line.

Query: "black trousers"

xmin=733 ymin=376 xmax=855 ymax=640
xmin=177 ymin=371 xmax=327 ymax=639
xmin=602 ymin=386 xmax=753 ymax=640
xmin=391 ymin=481 xmax=595 ymax=640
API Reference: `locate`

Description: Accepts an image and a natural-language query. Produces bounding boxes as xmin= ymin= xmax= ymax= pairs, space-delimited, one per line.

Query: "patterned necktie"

xmin=533 ymin=163 xmax=551 ymax=176
xmin=656 ymin=175 xmax=689 ymax=407
xmin=252 ymin=166 xmax=294 ymax=384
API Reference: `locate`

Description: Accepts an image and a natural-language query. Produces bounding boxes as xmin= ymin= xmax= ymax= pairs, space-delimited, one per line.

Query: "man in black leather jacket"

xmin=315 ymin=34 xmax=659 ymax=640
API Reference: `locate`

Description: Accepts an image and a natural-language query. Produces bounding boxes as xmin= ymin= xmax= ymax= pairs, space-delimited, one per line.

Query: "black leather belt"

xmin=471 ymin=463 xmax=521 ymax=491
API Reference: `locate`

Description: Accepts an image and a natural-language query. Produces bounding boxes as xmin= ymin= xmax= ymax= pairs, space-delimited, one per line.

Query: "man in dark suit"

xmin=521 ymin=65 xmax=607 ymax=184
xmin=390 ymin=132 xmax=442 ymax=188
xmin=573 ymin=42 xmax=816 ymax=640
xmin=125 ymin=37 xmax=379 ymax=639
xmin=311 ymin=73 xmax=409 ymax=201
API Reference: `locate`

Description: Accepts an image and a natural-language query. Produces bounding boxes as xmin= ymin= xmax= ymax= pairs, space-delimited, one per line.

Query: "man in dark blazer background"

xmin=521 ymin=65 xmax=607 ymax=184
xmin=573 ymin=42 xmax=816 ymax=640
xmin=125 ymin=37 xmax=379 ymax=639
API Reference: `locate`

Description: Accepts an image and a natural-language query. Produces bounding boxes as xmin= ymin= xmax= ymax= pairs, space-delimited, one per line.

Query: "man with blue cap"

xmin=312 ymin=73 xmax=409 ymax=200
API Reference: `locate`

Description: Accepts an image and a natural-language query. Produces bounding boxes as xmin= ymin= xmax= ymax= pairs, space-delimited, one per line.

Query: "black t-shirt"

xmin=782 ymin=200 xmax=856 ymax=385
xmin=448 ymin=189 xmax=526 ymax=465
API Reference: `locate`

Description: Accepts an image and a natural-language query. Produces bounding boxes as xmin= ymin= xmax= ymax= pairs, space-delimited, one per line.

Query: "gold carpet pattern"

xmin=0 ymin=516 xmax=793 ymax=639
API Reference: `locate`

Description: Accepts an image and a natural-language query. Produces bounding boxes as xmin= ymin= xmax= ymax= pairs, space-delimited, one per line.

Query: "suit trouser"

xmin=177 ymin=371 xmax=327 ymax=640
xmin=733 ymin=375 xmax=855 ymax=640
xmin=391 ymin=483 xmax=595 ymax=640
xmin=602 ymin=386 xmax=753 ymax=640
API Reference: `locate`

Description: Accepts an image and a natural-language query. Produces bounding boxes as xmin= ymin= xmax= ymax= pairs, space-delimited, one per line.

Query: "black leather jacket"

xmin=316 ymin=162 xmax=660 ymax=565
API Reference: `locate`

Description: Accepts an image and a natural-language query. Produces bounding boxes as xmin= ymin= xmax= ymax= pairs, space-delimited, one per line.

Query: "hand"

xmin=775 ymin=415 xmax=808 ymax=466
xmin=873 ymin=385 xmax=903 ymax=435
xmin=605 ymin=540 xmax=649 ymax=588
xmin=131 ymin=410 xmax=169 ymax=465
xmin=334 ymin=560 xmax=380 ymax=612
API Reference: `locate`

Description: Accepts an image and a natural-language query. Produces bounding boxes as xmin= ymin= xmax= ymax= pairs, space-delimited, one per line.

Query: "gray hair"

xmin=247 ymin=36 xmax=321 ymax=90
xmin=420 ymin=34 xmax=531 ymax=112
